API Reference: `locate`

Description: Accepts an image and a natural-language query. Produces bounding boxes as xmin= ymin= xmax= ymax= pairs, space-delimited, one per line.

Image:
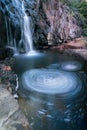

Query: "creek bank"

xmin=64 ymin=49 xmax=87 ymax=61
xmin=0 ymin=58 xmax=30 ymax=130
xmin=50 ymin=36 xmax=87 ymax=61
xmin=63 ymin=37 xmax=87 ymax=61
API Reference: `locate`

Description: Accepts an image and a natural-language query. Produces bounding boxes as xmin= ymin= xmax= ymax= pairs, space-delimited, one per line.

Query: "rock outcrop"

xmin=0 ymin=86 xmax=29 ymax=130
xmin=36 ymin=0 xmax=81 ymax=46
xmin=0 ymin=58 xmax=30 ymax=130
xmin=52 ymin=36 xmax=87 ymax=50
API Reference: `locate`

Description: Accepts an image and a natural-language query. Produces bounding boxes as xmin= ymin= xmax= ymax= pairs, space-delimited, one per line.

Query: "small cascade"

xmin=21 ymin=1 xmax=34 ymax=53
xmin=24 ymin=15 xmax=33 ymax=52
xmin=4 ymin=15 xmax=18 ymax=54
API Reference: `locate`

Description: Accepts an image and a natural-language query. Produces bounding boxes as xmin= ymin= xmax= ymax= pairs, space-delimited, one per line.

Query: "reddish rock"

xmin=2 ymin=66 xmax=12 ymax=71
xmin=51 ymin=36 xmax=87 ymax=51
xmin=37 ymin=0 xmax=81 ymax=45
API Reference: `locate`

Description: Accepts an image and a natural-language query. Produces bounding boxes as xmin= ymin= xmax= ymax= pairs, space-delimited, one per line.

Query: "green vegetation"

xmin=78 ymin=1 xmax=87 ymax=18
xmin=78 ymin=1 xmax=87 ymax=35
xmin=60 ymin=0 xmax=87 ymax=35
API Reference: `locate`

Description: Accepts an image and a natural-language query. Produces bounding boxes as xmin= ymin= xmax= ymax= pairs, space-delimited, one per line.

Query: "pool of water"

xmin=13 ymin=50 xmax=87 ymax=130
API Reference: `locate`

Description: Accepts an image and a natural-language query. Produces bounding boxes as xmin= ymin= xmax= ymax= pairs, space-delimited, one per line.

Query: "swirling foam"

xmin=60 ymin=61 xmax=82 ymax=71
xmin=22 ymin=69 xmax=82 ymax=98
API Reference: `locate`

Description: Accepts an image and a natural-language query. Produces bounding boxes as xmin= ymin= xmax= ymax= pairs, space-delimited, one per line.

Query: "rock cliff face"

xmin=36 ymin=0 xmax=81 ymax=46
xmin=0 ymin=0 xmax=82 ymax=48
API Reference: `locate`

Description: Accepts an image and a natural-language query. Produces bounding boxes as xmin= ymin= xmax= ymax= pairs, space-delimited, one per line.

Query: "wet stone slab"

xmin=64 ymin=49 xmax=87 ymax=60
xmin=0 ymin=85 xmax=29 ymax=130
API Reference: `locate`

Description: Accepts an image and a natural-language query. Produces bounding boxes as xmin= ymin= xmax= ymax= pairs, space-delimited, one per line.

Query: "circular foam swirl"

xmin=60 ymin=61 xmax=82 ymax=71
xmin=22 ymin=69 xmax=82 ymax=98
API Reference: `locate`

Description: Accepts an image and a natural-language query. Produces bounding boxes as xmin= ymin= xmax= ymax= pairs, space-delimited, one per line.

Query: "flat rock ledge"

xmin=64 ymin=49 xmax=87 ymax=61
xmin=0 ymin=85 xmax=29 ymax=130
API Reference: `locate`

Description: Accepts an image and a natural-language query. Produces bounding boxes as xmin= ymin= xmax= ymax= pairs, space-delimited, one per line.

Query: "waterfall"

xmin=1 ymin=0 xmax=35 ymax=55
xmin=22 ymin=0 xmax=34 ymax=53
xmin=23 ymin=14 xmax=34 ymax=52
xmin=11 ymin=0 xmax=34 ymax=54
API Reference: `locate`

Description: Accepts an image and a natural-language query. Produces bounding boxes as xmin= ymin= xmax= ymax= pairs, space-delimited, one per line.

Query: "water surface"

xmin=14 ymin=51 xmax=87 ymax=130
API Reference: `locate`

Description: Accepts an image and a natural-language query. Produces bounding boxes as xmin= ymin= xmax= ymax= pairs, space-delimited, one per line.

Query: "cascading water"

xmin=21 ymin=0 xmax=34 ymax=53
xmin=0 ymin=0 xmax=35 ymax=55
xmin=0 ymin=0 xmax=22 ymax=54
xmin=4 ymin=16 xmax=18 ymax=54
xmin=23 ymin=15 xmax=34 ymax=52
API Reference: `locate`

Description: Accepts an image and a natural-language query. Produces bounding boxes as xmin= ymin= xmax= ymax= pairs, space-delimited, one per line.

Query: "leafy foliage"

xmin=78 ymin=1 xmax=87 ymax=35
xmin=60 ymin=0 xmax=87 ymax=35
xmin=78 ymin=1 xmax=87 ymax=18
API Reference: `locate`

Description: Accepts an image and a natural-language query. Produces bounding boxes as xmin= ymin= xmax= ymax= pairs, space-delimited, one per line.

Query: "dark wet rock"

xmin=0 ymin=57 xmax=16 ymax=94
xmin=3 ymin=57 xmax=15 ymax=66
xmin=5 ymin=47 xmax=15 ymax=57
xmin=0 ymin=48 xmax=14 ymax=60
xmin=0 ymin=12 xmax=7 ymax=48
xmin=0 ymin=48 xmax=6 ymax=59
xmin=0 ymin=86 xmax=29 ymax=130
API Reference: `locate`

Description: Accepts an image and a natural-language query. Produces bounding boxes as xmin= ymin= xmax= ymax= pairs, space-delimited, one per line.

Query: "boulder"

xmin=0 ymin=86 xmax=29 ymax=130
